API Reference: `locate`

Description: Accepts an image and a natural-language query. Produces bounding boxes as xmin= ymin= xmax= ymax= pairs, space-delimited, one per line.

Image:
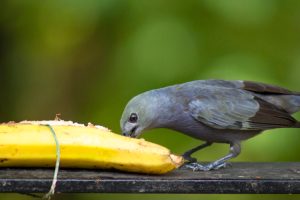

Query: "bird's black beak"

xmin=122 ymin=126 xmax=138 ymax=138
xmin=122 ymin=132 xmax=131 ymax=137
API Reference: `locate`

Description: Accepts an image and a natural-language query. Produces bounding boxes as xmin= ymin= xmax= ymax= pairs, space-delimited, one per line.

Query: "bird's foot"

xmin=211 ymin=162 xmax=232 ymax=170
xmin=183 ymin=162 xmax=231 ymax=171
xmin=183 ymin=162 xmax=210 ymax=171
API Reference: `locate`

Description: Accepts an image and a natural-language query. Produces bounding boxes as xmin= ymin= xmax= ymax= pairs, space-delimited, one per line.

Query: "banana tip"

xmin=170 ymin=154 xmax=184 ymax=168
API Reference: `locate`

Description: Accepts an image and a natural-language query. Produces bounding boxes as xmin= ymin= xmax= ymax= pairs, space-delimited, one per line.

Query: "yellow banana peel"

xmin=0 ymin=121 xmax=183 ymax=174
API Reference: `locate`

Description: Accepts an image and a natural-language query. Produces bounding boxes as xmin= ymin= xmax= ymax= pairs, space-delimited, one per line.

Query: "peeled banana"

xmin=0 ymin=121 xmax=183 ymax=174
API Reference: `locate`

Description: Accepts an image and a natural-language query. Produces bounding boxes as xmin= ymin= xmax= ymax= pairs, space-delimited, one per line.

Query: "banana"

xmin=0 ymin=121 xmax=183 ymax=174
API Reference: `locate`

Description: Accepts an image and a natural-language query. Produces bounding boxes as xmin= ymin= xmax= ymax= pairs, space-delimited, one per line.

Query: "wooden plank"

xmin=0 ymin=162 xmax=299 ymax=194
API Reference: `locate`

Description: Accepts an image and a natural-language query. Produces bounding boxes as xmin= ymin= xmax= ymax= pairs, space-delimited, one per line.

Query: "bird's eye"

xmin=129 ymin=113 xmax=138 ymax=123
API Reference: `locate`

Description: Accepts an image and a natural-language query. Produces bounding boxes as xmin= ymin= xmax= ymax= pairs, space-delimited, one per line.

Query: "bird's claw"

xmin=212 ymin=162 xmax=232 ymax=170
xmin=184 ymin=162 xmax=210 ymax=171
xmin=183 ymin=162 xmax=231 ymax=171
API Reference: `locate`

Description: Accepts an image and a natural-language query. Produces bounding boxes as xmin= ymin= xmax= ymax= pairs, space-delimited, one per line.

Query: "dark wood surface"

xmin=0 ymin=162 xmax=300 ymax=194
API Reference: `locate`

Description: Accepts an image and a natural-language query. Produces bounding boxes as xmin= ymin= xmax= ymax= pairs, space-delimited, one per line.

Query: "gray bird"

xmin=120 ymin=80 xmax=300 ymax=171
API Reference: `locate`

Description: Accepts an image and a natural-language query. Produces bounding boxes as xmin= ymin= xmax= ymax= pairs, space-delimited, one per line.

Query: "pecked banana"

xmin=0 ymin=121 xmax=183 ymax=174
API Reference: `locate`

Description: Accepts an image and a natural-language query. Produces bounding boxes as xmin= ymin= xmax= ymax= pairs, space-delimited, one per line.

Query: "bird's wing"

xmin=240 ymin=80 xmax=299 ymax=95
xmin=195 ymin=79 xmax=299 ymax=95
xmin=188 ymin=88 xmax=297 ymax=130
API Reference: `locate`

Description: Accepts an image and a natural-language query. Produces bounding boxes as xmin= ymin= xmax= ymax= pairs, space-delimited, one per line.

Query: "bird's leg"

xmin=182 ymin=142 xmax=212 ymax=163
xmin=185 ymin=142 xmax=241 ymax=171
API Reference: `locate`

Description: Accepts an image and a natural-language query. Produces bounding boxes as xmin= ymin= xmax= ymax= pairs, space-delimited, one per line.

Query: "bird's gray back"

xmin=159 ymin=79 xmax=300 ymax=114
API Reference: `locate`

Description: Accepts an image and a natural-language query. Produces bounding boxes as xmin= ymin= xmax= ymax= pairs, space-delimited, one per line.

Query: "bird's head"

xmin=120 ymin=91 xmax=159 ymax=138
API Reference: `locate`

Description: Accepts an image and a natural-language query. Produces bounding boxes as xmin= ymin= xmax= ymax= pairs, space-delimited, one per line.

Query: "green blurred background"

xmin=1 ymin=0 xmax=300 ymax=199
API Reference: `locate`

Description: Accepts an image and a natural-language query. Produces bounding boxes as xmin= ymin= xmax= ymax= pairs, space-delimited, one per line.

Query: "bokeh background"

xmin=1 ymin=0 xmax=300 ymax=199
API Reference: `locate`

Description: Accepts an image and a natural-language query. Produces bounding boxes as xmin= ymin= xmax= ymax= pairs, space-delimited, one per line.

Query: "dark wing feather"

xmin=247 ymin=97 xmax=297 ymax=129
xmin=188 ymin=88 xmax=297 ymax=130
xmin=242 ymin=81 xmax=299 ymax=95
